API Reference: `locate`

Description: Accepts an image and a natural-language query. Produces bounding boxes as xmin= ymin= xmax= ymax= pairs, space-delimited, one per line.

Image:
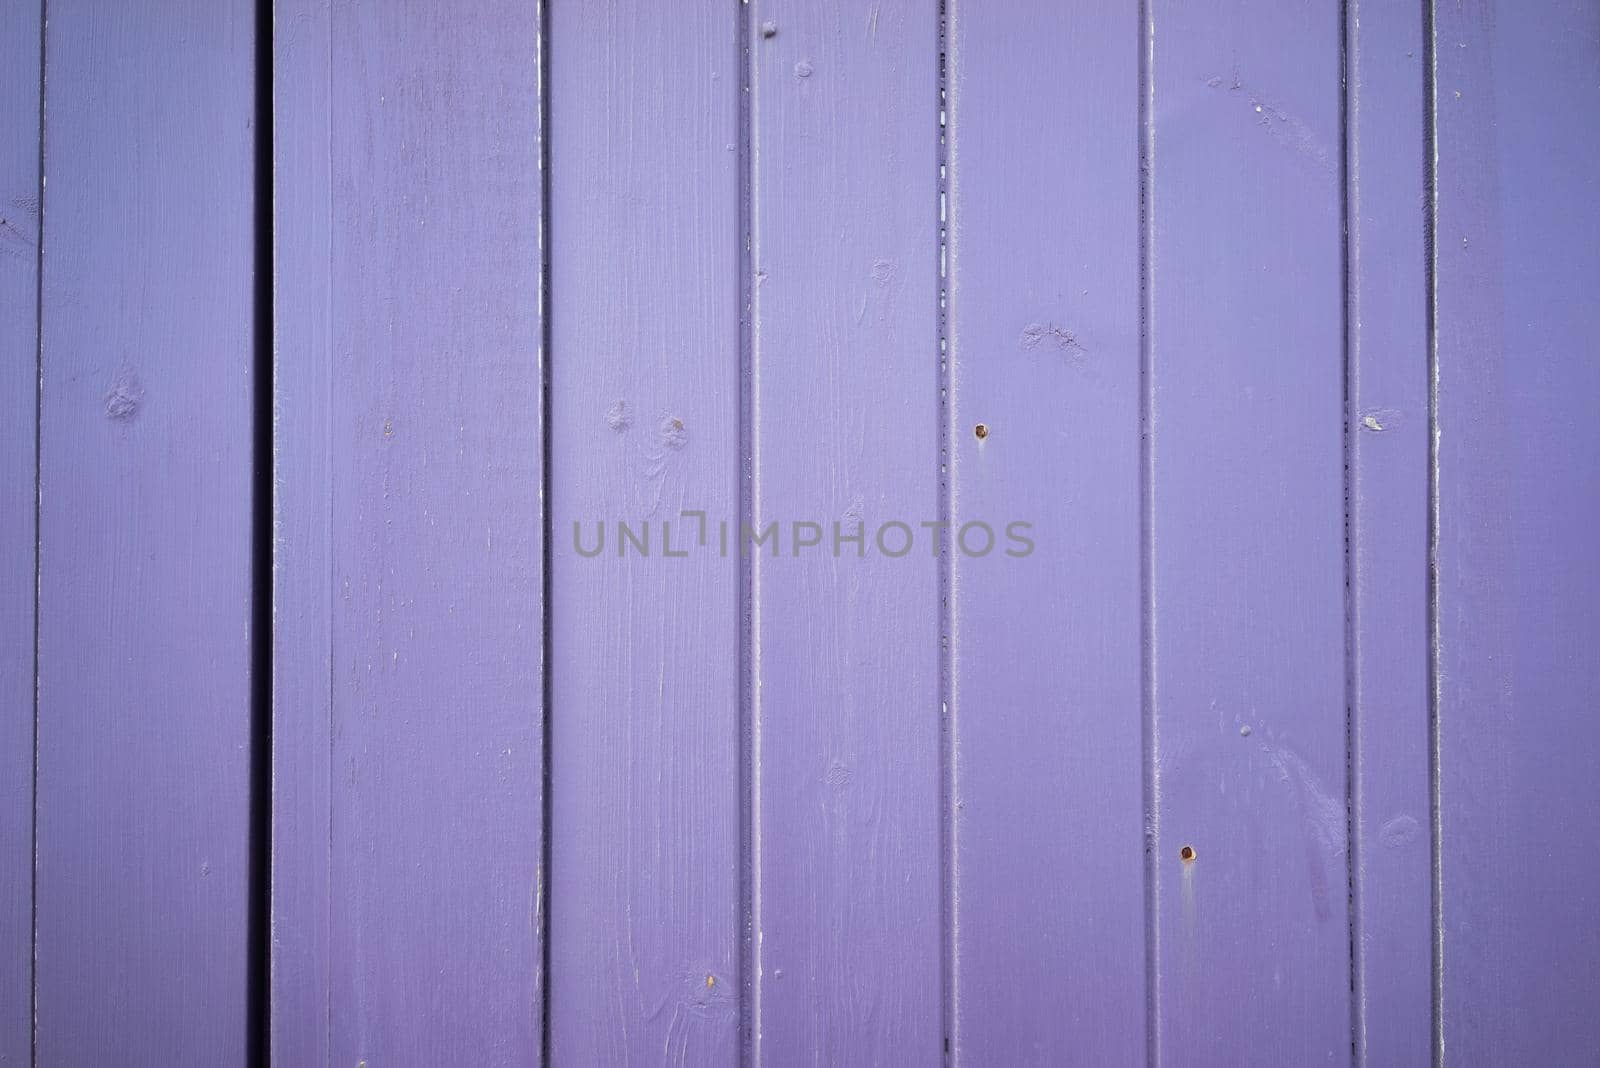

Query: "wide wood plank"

xmin=272 ymin=2 xmax=546 ymax=1061
xmin=0 ymin=2 xmax=41 ymax=1062
xmin=34 ymin=4 xmax=257 ymax=1062
xmin=1146 ymin=0 xmax=1351 ymax=1061
xmin=546 ymin=2 xmax=742 ymax=1063
xmin=946 ymin=4 xmax=1146 ymax=1063
xmin=1434 ymin=1 xmax=1600 ymax=1061
xmin=749 ymin=2 xmax=943 ymax=1060
xmin=1346 ymin=2 xmax=1432 ymax=1063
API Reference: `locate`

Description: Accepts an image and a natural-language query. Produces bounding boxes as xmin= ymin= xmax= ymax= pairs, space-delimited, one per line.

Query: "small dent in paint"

xmin=1239 ymin=724 xmax=1252 ymax=737
xmin=659 ymin=416 xmax=688 ymax=450
xmin=760 ymin=21 xmax=778 ymax=38
xmin=606 ymin=399 xmax=632 ymax=432
xmin=0 ymin=214 xmax=34 ymax=255
xmin=1262 ymin=738 xmax=1345 ymax=920
xmin=794 ymin=60 xmax=813 ymax=79
xmin=104 ymin=371 xmax=145 ymax=422
xmin=871 ymin=259 xmax=899 ymax=286
xmin=1380 ymin=814 xmax=1421 ymax=848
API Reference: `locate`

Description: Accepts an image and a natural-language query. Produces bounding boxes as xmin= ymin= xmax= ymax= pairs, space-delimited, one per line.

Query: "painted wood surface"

xmin=546 ymin=3 xmax=742 ymax=1063
xmin=0 ymin=3 xmax=40 ymax=1063
xmin=273 ymin=1 xmax=546 ymax=1062
xmin=34 ymin=3 xmax=258 ymax=1064
xmin=1434 ymin=0 xmax=1600 ymax=1062
xmin=1146 ymin=0 xmax=1351 ymax=1062
xmin=3 ymin=3 xmax=1599 ymax=1063
xmin=946 ymin=4 xmax=1147 ymax=1063
xmin=748 ymin=2 xmax=944 ymax=1061
xmin=1346 ymin=3 xmax=1433 ymax=1064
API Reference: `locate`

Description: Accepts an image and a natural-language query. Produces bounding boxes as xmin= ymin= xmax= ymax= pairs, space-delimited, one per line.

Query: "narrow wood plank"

xmin=34 ymin=4 xmax=257 ymax=1062
xmin=1346 ymin=2 xmax=1432 ymax=1063
xmin=289 ymin=3 xmax=546 ymax=1062
xmin=946 ymin=4 xmax=1146 ymax=1063
xmin=749 ymin=2 xmax=943 ymax=1060
xmin=270 ymin=0 xmax=332 ymax=1062
xmin=1147 ymin=0 xmax=1351 ymax=1061
xmin=546 ymin=3 xmax=742 ymax=1063
xmin=1434 ymin=1 xmax=1600 ymax=1062
xmin=0 ymin=2 xmax=41 ymax=1063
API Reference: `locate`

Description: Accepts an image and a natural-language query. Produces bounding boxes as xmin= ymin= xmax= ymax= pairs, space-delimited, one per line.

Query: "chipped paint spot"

xmin=1206 ymin=69 xmax=1334 ymax=175
xmin=104 ymin=372 xmax=145 ymax=422
xmin=1361 ymin=407 xmax=1403 ymax=432
xmin=660 ymin=415 xmax=688 ymax=450
xmin=606 ymin=399 xmax=632 ymax=432
xmin=1019 ymin=321 xmax=1086 ymax=356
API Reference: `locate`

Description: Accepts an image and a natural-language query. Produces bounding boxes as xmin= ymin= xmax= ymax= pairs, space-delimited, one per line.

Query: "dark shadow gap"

xmin=248 ymin=0 xmax=274 ymax=1063
xmin=1422 ymin=0 xmax=1442 ymax=1064
xmin=737 ymin=1 xmax=756 ymax=1062
xmin=32 ymin=0 xmax=48 ymax=1062
xmin=538 ymin=1 xmax=555 ymax=1062
xmin=1137 ymin=1 xmax=1161 ymax=1064
xmin=935 ymin=3 xmax=954 ymax=1064
xmin=1339 ymin=1 xmax=1364 ymax=1064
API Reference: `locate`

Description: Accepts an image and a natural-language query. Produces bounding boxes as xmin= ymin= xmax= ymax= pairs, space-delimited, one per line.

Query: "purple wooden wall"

xmin=2 ymin=1 xmax=1598 ymax=1065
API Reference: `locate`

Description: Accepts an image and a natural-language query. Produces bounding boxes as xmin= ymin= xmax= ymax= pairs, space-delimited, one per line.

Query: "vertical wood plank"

xmin=1147 ymin=0 xmax=1352 ymax=1061
xmin=546 ymin=2 xmax=742 ymax=1063
xmin=271 ymin=0 xmax=332 ymax=1062
xmin=749 ymin=2 xmax=943 ymax=1060
xmin=1434 ymin=1 xmax=1600 ymax=1061
xmin=1346 ymin=2 xmax=1432 ymax=1063
xmin=945 ymin=4 xmax=1146 ymax=1063
xmin=0 ymin=2 xmax=40 ymax=1063
xmin=273 ymin=3 xmax=546 ymax=1061
xmin=34 ymin=4 xmax=257 ymax=1062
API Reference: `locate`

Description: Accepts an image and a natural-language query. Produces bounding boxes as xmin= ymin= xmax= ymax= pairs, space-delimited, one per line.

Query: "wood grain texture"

xmin=34 ymin=3 xmax=257 ymax=1062
xmin=272 ymin=1 xmax=546 ymax=1061
xmin=546 ymin=2 xmax=742 ymax=1063
xmin=1346 ymin=2 xmax=1432 ymax=1063
xmin=749 ymin=2 xmax=943 ymax=1061
xmin=1146 ymin=0 xmax=1351 ymax=1061
xmin=1434 ymin=1 xmax=1600 ymax=1062
xmin=270 ymin=0 xmax=332 ymax=1062
xmin=0 ymin=2 xmax=40 ymax=1063
xmin=945 ymin=4 xmax=1146 ymax=1063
